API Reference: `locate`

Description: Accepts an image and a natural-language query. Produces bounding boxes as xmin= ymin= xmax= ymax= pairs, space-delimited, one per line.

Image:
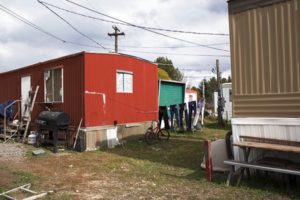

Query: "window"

xmin=116 ymin=71 xmax=133 ymax=93
xmin=44 ymin=68 xmax=63 ymax=102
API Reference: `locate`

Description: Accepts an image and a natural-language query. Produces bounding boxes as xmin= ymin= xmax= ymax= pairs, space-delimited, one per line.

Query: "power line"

xmin=0 ymin=3 xmax=230 ymax=58
xmin=38 ymin=0 xmax=107 ymax=50
xmin=40 ymin=1 xmax=229 ymax=36
xmin=114 ymin=43 xmax=230 ymax=49
xmin=59 ymin=0 xmax=229 ymax=52
xmin=0 ymin=4 xmax=113 ymax=51
xmin=0 ymin=4 xmax=66 ymax=43
xmin=119 ymin=49 xmax=230 ymax=57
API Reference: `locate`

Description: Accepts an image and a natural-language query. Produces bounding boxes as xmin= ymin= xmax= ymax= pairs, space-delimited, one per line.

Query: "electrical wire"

xmin=38 ymin=0 xmax=107 ymax=50
xmin=0 ymin=4 xmax=66 ymax=43
xmin=1 ymin=3 xmax=230 ymax=58
xmin=119 ymin=49 xmax=230 ymax=57
xmin=40 ymin=1 xmax=229 ymax=36
xmin=0 ymin=4 xmax=114 ymax=51
xmin=23 ymin=0 xmax=229 ymax=49
xmin=59 ymin=0 xmax=230 ymax=52
xmin=110 ymin=43 xmax=229 ymax=49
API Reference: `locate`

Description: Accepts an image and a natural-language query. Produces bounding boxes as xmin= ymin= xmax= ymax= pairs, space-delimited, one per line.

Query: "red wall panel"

xmin=84 ymin=53 xmax=158 ymax=127
xmin=0 ymin=52 xmax=158 ymax=128
xmin=0 ymin=53 xmax=84 ymax=127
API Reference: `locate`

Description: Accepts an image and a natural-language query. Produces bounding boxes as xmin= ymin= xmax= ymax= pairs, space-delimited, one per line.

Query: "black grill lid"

xmin=36 ymin=111 xmax=70 ymax=127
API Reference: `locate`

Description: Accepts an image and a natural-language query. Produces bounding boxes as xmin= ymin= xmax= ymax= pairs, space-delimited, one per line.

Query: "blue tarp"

xmin=0 ymin=100 xmax=14 ymax=120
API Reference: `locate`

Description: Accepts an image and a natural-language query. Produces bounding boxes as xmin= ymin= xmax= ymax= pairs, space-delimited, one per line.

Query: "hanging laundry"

xmin=159 ymin=106 xmax=170 ymax=129
xmin=179 ymin=103 xmax=188 ymax=131
xmin=170 ymin=104 xmax=179 ymax=130
xmin=187 ymin=101 xmax=197 ymax=131
xmin=193 ymin=99 xmax=203 ymax=129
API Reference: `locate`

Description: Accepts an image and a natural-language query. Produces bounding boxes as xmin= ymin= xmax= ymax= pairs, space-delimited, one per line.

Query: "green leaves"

xmin=155 ymin=57 xmax=183 ymax=81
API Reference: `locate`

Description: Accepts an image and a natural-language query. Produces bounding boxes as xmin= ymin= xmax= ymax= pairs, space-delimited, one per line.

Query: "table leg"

xmin=226 ymin=165 xmax=234 ymax=186
xmin=236 ymin=167 xmax=244 ymax=186
xmin=242 ymin=147 xmax=251 ymax=179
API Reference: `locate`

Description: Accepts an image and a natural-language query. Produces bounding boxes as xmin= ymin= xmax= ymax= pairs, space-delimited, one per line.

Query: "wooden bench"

xmin=224 ymin=135 xmax=300 ymax=186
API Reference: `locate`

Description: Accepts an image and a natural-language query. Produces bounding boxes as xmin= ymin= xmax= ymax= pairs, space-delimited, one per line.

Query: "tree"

xmin=221 ymin=77 xmax=228 ymax=83
xmin=198 ymin=75 xmax=232 ymax=104
xmin=227 ymin=76 xmax=231 ymax=82
xmin=154 ymin=57 xmax=183 ymax=81
xmin=158 ymin=68 xmax=171 ymax=80
xmin=198 ymin=77 xmax=217 ymax=104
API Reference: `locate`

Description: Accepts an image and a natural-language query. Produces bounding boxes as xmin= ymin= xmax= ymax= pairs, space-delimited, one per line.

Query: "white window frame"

xmin=44 ymin=67 xmax=64 ymax=103
xmin=116 ymin=70 xmax=133 ymax=93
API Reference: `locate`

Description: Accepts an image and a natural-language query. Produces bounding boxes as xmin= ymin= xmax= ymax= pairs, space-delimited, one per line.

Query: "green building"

xmin=159 ymin=80 xmax=185 ymax=106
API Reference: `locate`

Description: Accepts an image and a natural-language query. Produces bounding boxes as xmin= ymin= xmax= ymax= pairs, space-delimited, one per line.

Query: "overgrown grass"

xmin=102 ymin=120 xmax=300 ymax=199
xmin=1 ymin=119 xmax=300 ymax=199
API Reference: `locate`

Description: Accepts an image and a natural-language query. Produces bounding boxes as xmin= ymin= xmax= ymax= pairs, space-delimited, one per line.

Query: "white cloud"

xmin=0 ymin=0 xmax=231 ymax=79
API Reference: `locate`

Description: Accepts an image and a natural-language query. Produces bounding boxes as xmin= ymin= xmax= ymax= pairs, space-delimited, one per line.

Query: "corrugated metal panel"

xmin=228 ymin=0 xmax=290 ymax=14
xmin=159 ymin=81 xmax=185 ymax=106
xmin=84 ymin=53 xmax=158 ymax=127
xmin=232 ymin=118 xmax=300 ymax=162
xmin=0 ymin=53 xmax=84 ymax=127
xmin=229 ymin=0 xmax=300 ymax=117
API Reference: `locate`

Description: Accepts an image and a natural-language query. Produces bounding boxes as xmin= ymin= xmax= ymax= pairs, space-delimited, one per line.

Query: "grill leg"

xmin=53 ymin=130 xmax=58 ymax=153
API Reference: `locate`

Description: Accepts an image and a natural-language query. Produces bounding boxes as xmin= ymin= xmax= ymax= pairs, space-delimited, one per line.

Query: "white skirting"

xmin=231 ymin=117 xmax=300 ymax=162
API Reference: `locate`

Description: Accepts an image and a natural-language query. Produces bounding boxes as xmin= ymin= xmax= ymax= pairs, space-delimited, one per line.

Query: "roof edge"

xmin=0 ymin=51 xmax=157 ymax=75
xmin=160 ymin=79 xmax=186 ymax=85
xmin=228 ymin=0 xmax=291 ymax=14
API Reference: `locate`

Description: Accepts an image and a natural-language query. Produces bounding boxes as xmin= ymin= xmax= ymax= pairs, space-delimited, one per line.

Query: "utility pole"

xmin=202 ymin=78 xmax=205 ymax=100
xmin=108 ymin=26 xmax=125 ymax=53
xmin=216 ymin=59 xmax=224 ymax=127
xmin=201 ymin=78 xmax=206 ymax=126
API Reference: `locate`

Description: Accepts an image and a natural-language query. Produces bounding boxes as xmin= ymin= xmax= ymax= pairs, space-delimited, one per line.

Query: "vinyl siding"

xmin=229 ymin=0 xmax=300 ymax=117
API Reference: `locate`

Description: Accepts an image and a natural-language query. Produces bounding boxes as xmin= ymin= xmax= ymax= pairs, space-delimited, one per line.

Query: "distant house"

xmin=185 ymin=89 xmax=197 ymax=104
xmin=0 ymin=52 xmax=158 ymax=150
xmin=213 ymin=83 xmax=232 ymax=120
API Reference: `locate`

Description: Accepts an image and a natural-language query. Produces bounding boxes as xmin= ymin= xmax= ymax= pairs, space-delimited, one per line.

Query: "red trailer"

xmin=0 ymin=52 xmax=158 ymax=150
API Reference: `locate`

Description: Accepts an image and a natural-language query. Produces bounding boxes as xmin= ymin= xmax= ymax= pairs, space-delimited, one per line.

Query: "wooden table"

xmin=224 ymin=136 xmax=300 ymax=186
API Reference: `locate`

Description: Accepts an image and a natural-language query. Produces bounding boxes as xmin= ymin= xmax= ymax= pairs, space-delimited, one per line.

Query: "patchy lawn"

xmin=0 ymin=120 xmax=299 ymax=199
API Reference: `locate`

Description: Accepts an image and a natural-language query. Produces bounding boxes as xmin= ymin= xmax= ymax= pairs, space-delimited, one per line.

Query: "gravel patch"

xmin=0 ymin=143 xmax=26 ymax=162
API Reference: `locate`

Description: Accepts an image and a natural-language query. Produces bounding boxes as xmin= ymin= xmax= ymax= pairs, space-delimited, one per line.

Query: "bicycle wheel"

xmin=158 ymin=129 xmax=170 ymax=141
xmin=145 ymin=130 xmax=156 ymax=145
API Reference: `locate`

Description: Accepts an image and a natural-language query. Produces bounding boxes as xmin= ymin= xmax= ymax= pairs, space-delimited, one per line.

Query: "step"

xmin=0 ymin=133 xmax=12 ymax=139
xmin=5 ymin=128 xmax=18 ymax=134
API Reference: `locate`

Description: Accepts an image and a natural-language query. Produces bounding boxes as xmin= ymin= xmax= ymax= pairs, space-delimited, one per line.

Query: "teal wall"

xmin=159 ymin=81 xmax=185 ymax=106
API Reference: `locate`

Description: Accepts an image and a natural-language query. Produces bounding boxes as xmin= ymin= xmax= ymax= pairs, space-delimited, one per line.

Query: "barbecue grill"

xmin=35 ymin=111 xmax=70 ymax=153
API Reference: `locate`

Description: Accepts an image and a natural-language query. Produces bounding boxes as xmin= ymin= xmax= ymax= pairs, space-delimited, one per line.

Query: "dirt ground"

xmin=0 ymin=133 xmax=298 ymax=200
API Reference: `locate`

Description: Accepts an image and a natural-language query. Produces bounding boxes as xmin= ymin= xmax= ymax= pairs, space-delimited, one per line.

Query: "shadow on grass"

xmin=108 ymin=135 xmax=230 ymax=183
xmin=107 ymin=135 xmax=300 ymax=199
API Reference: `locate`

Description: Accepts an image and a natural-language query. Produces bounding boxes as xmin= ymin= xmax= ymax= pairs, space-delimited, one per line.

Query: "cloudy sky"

xmin=0 ymin=0 xmax=231 ymax=86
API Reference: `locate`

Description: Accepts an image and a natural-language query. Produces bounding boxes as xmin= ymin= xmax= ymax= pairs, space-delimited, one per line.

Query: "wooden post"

xmin=204 ymin=140 xmax=213 ymax=181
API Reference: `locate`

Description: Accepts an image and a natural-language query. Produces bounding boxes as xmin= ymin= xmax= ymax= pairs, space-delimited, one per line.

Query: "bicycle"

xmin=145 ymin=120 xmax=170 ymax=145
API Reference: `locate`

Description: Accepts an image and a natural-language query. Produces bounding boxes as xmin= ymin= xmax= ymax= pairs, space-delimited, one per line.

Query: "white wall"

xmin=213 ymin=92 xmax=218 ymax=116
xmin=232 ymin=118 xmax=300 ymax=163
xmin=185 ymin=92 xmax=197 ymax=104
xmin=213 ymin=83 xmax=232 ymax=120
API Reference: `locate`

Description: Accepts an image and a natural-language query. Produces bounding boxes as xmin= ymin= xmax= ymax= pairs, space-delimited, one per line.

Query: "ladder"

xmin=0 ymin=183 xmax=51 ymax=200
xmin=21 ymin=85 xmax=39 ymax=142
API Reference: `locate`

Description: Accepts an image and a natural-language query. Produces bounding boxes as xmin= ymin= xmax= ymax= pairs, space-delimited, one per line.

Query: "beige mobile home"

xmin=228 ymin=0 xmax=300 ymax=161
